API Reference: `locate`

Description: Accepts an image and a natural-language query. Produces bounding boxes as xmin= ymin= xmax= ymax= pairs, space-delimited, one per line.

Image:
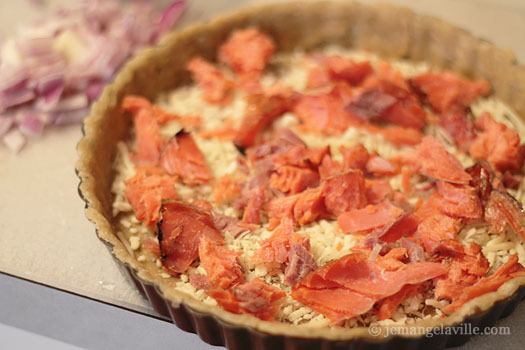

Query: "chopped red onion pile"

xmin=0 ymin=0 xmax=186 ymax=153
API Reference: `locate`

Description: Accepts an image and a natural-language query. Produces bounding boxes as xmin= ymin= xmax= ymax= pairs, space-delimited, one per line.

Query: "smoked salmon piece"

xmin=413 ymin=184 xmax=480 ymax=222
xmin=377 ymin=284 xmax=420 ymax=320
xmin=318 ymin=153 xmax=344 ymax=179
xmin=337 ymin=201 xmax=405 ymax=235
xmin=132 ymin=108 xmax=167 ymax=165
xmin=439 ymin=109 xmax=477 ymax=152
xmin=400 ymin=167 xmax=413 ymax=194
xmin=272 ymin=144 xmax=330 ymax=170
xmin=371 ymin=125 xmax=423 ymax=146
xmin=299 ymin=253 xmax=448 ymax=299
xmin=292 ymin=252 xmax=447 ymax=322
xmin=187 ymin=57 xmax=234 ymax=104
xmin=269 ymin=165 xmax=319 ymax=194
xmin=241 ymin=186 xmax=266 ymax=225
xmin=410 ymin=72 xmax=490 ymax=113
xmin=192 ymin=199 xmax=213 ymax=212
xmin=158 ymin=201 xmax=223 ymax=274
xmin=322 ymin=56 xmax=374 ymax=85
xmin=291 ymin=287 xmax=376 ymax=324
xmin=198 ymin=236 xmax=244 ymax=289
xmin=444 ymin=254 xmax=525 ymax=312
xmin=372 ymin=60 xmax=411 ymax=91
xmin=218 ymin=28 xmax=275 ymax=81
xmin=306 ymin=65 xmax=331 ymax=89
xmin=160 ymin=131 xmax=213 ymax=185
xmin=252 ymin=217 xmax=308 ymax=265
xmin=266 ymin=186 xmax=326 ymax=227
xmin=123 ymin=96 xmax=182 ymax=126
xmin=373 ymin=247 xmax=408 ymax=271
xmin=434 ymin=241 xmax=490 ymax=301
xmin=436 ymin=181 xmax=483 ymax=221
xmin=378 ymin=213 xmax=419 ymax=243
xmin=151 ymin=106 xmax=183 ymax=126
xmin=484 ymin=190 xmax=525 ymax=240
xmin=405 ymin=136 xmax=471 ymax=184
xmin=323 ymin=171 xmax=367 ymax=216
xmin=246 ymin=129 xmax=307 ymax=163
xmin=212 ymin=174 xmax=241 ymax=204
xmin=234 ymin=93 xmax=289 ymax=148
xmin=366 ymin=155 xmax=399 ymax=176
xmin=306 ymin=56 xmax=374 ymax=88
xmin=330 ymin=81 xmax=355 ymax=105
xmin=122 ymin=95 xmax=152 ymax=115
xmin=125 ymin=166 xmax=178 ymax=226
xmin=469 ymin=112 xmax=524 ymax=172
xmin=288 ymin=185 xmax=327 ymax=226
xmin=340 ymin=144 xmax=369 ymax=173
xmin=350 ymin=79 xmax=426 ymax=130
xmin=293 ymin=88 xmax=364 ymax=135
xmin=414 ymin=213 xmax=462 ymax=253
xmin=122 ymin=97 xmax=189 ymax=165
xmin=381 ymin=98 xmax=426 ymax=130
xmin=412 ymin=190 xmax=443 ymax=222
xmin=365 ymin=179 xmax=393 ymax=204
xmin=208 ymin=279 xmax=285 ymax=321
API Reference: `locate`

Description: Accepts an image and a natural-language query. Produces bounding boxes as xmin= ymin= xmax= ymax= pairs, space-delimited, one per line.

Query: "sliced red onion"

xmin=0 ymin=88 xmax=35 ymax=111
xmin=16 ymin=37 xmax=55 ymax=57
xmin=34 ymin=74 xmax=64 ymax=96
xmin=3 ymin=129 xmax=26 ymax=153
xmin=152 ymin=0 xmax=187 ymax=42
xmin=52 ymin=93 xmax=88 ymax=112
xmin=0 ymin=66 xmax=29 ymax=93
xmin=34 ymin=84 xmax=64 ymax=111
xmin=27 ymin=53 xmax=65 ymax=72
xmin=0 ymin=115 xmax=14 ymax=136
xmin=0 ymin=0 xmax=187 ymax=153
xmin=29 ymin=58 xmax=66 ymax=75
xmin=54 ymin=107 xmax=90 ymax=125
xmin=38 ymin=112 xmax=57 ymax=126
xmin=16 ymin=110 xmax=44 ymax=137
xmin=85 ymin=81 xmax=105 ymax=103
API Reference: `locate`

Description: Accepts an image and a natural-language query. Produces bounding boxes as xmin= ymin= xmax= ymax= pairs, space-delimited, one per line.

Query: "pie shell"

xmin=76 ymin=1 xmax=525 ymax=348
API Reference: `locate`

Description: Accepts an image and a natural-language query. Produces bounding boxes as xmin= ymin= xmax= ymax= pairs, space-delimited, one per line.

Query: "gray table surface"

xmin=2 ymin=272 xmax=525 ymax=350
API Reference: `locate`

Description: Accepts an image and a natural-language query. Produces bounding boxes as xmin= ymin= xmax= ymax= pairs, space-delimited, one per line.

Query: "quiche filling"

xmin=111 ymin=28 xmax=525 ymax=327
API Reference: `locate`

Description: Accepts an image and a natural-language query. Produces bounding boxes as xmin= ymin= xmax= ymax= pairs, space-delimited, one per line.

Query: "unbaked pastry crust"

xmin=76 ymin=0 xmax=525 ymax=342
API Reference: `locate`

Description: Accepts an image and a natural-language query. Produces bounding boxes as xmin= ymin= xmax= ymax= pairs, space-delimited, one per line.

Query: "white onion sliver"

xmin=54 ymin=107 xmax=90 ymax=125
xmin=3 ymin=129 xmax=26 ymax=153
xmin=368 ymin=244 xmax=382 ymax=262
xmin=16 ymin=110 xmax=44 ymax=137
xmin=52 ymin=93 xmax=88 ymax=112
